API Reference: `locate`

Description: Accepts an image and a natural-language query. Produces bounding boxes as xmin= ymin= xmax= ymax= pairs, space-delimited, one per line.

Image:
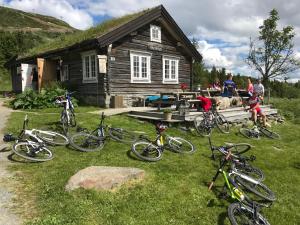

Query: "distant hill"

xmin=0 ymin=6 xmax=75 ymax=33
xmin=0 ymin=6 xmax=77 ymax=92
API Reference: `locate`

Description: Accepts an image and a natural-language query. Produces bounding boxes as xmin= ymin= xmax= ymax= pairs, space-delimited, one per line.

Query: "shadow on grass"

xmin=7 ymin=152 xmax=41 ymax=164
xmin=0 ymin=144 xmax=11 ymax=152
xmin=217 ymin=211 xmax=228 ymax=225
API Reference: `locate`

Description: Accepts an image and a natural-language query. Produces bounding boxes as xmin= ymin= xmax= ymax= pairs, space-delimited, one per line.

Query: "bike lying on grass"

xmin=131 ymin=123 xmax=195 ymax=162
xmin=3 ymin=115 xmax=69 ymax=162
xmin=194 ymin=106 xmax=230 ymax=137
xmin=70 ymin=112 xmax=137 ymax=152
xmin=208 ymin=151 xmax=273 ymax=225
xmin=207 ymin=135 xmax=265 ymax=182
xmin=239 ymin=122 xmax=280 ymax=140
xmin=55 ymin=91 xmax=76 ymax=135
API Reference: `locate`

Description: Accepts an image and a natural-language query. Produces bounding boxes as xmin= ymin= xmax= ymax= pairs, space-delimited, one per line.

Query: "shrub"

xmin=11 ymin=84 xmax=78 ymax=109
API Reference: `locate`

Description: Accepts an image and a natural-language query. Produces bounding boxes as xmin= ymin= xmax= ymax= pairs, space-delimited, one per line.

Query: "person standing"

xmin=222 ymin=74 xmax=237 ymax=97
xmin=31 ymin=67 xmax=38 ymax=91
xmin=247 ymin=77 xmax=254 ymax=96
xmin=253 ymin=78 xmax=265 ymax=103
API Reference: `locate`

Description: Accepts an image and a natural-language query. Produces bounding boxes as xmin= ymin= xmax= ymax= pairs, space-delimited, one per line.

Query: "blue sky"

xmin=1 ymin=0 xmax=300 ymax=81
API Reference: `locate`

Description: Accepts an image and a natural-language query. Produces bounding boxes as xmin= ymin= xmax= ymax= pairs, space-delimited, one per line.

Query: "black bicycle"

xmin=239 ymin=123 xmax=280 ymax=140
xmin=69 ymin=112 xmax=137 ymax=152
xmin=194 ymin=107 xmax=230 ymax=137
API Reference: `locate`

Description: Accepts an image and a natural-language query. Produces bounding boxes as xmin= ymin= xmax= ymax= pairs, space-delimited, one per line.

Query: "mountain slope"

xmin=0 ymin=6 xmax=77 ymax=92
xmin=0 ymin=6 xmax=75 ymax=32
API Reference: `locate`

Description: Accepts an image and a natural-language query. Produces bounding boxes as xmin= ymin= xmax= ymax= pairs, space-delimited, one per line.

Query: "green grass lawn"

xmin=4 ymin=110 xmax=300 ymax=225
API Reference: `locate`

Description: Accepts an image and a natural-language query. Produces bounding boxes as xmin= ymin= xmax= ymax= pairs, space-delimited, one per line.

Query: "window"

xmin=150 ymin=25 xmax=161 ymax=43
xmin=163 ymin=56 xmax=179 ymax=84
xmin=130 ymin=52 xmax=151 ymax=83
xmin=61 ymin=65 xmax=69 ymax=81
xmin=81 ymin=51 xmax=98 ymax=83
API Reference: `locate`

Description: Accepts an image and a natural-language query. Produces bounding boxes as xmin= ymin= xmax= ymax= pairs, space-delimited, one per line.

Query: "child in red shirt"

xmin=196 ymin=92 xmax=212 ymax=112
xmin=245 ymin=92 xmax=266 ymax=126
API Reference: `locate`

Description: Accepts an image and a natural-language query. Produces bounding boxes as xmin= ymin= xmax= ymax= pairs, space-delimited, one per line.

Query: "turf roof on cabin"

xmin=21 ymin=8 xmax=154 ymax=58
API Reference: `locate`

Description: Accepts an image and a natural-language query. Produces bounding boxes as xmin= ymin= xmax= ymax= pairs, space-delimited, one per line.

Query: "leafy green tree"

xmin=246 ymin=9 xmax=300 ymax=86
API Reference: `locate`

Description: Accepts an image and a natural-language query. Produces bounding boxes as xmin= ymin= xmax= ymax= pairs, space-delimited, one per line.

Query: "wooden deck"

xmin=127 ymin=105 xmax=278 ymax=123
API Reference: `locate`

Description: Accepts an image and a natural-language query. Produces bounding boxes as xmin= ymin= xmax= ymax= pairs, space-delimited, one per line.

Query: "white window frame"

xmin=61 ymin=65 xmax=69 ymax=82
xmin=162 ymin=56 xmax=179 ymax=84
xmin=81 ymin=50 xmax=98 ymax=83
xmin=150 ymin=25 xmax=161 ymax=43
xmin=130 ymin=51 xmax=151 ymax=83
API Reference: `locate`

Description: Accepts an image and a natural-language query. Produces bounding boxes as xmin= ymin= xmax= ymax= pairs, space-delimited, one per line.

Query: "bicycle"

xmin=55 ymin=91 xmax=76 ymax=134
xmin=69 ymin=112 xmax=137 ymax=152
xmin=131 ymin=123 xmax=195 ymax=162
xmin=239 ymin=122 xmax=280 ymax=140
xmin=3 ymin=115 xmax=69 ymax=162
xmin=194 ymin=106 xmax=230 ymax=137
xmin=208 ymin=135 xmax=265 ymax=182
xmin=208 ymin=152 xmax=272 ymax=225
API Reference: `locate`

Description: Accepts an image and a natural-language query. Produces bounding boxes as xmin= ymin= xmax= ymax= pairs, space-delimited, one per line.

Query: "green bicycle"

xmin=208 ymin=152 xmax=272 ymax=225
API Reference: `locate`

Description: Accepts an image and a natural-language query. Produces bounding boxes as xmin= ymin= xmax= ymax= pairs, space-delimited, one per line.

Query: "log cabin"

xmin=6 ymin=5 xmax=202 ymax=107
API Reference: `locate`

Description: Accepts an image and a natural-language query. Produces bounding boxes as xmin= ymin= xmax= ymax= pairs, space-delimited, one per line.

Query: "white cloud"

xmin=197 ymin=40 xmax=232 ymax=68
xmin=86 ymin=0 xmax=159 ymax=17
xmin=4 ymin=0 xmax=93 ymax=29
xmin=3 ymin=0 xmax=300 ymax=80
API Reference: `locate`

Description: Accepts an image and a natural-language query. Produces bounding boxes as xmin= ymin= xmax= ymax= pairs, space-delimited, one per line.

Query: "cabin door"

xmin=21 ymin=64 xmax=36 ymax=91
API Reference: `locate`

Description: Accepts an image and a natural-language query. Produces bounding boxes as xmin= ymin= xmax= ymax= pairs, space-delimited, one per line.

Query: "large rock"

xmin=65 ymin=166 xmax=145 ymax=191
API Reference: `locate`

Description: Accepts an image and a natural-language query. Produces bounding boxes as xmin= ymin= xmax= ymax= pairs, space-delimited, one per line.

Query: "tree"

xmin=246 ymin=9 xmax=300 ymax=86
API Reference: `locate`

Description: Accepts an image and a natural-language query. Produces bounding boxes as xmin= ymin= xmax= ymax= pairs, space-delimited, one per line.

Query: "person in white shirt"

xmin=253 ymin=79 xmax=265 ymax=104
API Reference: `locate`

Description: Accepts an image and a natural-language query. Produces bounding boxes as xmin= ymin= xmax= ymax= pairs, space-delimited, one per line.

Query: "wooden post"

xmin=37 ymin=58 xmax=44 ymax=93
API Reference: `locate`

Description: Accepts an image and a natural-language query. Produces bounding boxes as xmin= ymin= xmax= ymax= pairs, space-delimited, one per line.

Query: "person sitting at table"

xmin=222 ymin=74 xmax=237 ymax=98
xmin=210 ymin=78 xmax=221 ymax=91
xmin=247 ymin=77 xmax=254 ymax=96
xmin=196 ymin=91 xmax=212 ymax=112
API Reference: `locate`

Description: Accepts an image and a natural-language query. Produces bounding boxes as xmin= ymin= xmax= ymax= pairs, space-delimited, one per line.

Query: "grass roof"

xmin=22 ymin=8 xmax=154 ymax=58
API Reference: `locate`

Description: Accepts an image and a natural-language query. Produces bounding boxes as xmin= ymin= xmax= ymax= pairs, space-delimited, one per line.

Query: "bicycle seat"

xmin=156 ymin=123 xmax=167 ymax=133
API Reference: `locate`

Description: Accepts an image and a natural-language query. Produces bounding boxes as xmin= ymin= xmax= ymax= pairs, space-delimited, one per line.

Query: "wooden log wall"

xmin=109 ymin=22 xmax=192 ymax=95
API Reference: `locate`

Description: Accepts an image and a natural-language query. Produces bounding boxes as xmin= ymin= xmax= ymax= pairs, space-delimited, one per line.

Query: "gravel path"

xmin=0 ymin=99 xmax=22 ymax=225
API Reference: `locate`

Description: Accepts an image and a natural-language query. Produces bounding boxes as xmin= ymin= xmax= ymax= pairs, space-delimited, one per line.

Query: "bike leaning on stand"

xmin=55 ymin=91 xmax=76 ymax=134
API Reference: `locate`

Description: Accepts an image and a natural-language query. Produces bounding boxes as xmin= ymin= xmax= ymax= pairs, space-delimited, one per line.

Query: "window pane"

xmin=171 ymin=60 xmax=176 ymax=79
xmin=164 ymin=59 xmax=170 ymax=79
xmin=141 ymin=57 xmax=147 ymax=78
xmin=91 ymin=55 xmax=96 ymax=77
xmin=133 ymin=55 xmax=139 ymax=78
xmin=85 ymin=56 xmax=90 ymax=78
xmin=153 ymin=28 xmax=158 ymax=39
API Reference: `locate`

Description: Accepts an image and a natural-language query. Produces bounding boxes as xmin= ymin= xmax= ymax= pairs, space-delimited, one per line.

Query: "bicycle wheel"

xmin=259 ymin=127 xmax=280 ymax=139
xmin=228 ymin=202 xmax=270 ymax=225
xmin=215 ymin=114 xmax=230 ymax=134
xmin=234 ymin=176 xmax=276 ymax=202
xmin=226 ymin=143 xmax=252 ymax=155
xmin=234 ymin=163 xmax=265 ymax=182
xmin=12 ymin=142 xmax=53 ymax=162
xmin=70 ymin=133 xmax=104 ymax=152
xmin=239 ymin=128 xmax=260 ymax=140
xmin=36 ymin=130 xmax=69 ymax=146
xmin=109 ymin=127 xmax=137 ymax=143
xmin=61 ymin=111 xmax=69 ymax=134
xmin=69 ymin=110 xmax=76 ymax=127
xmin=167 ymin=137 xmax=195 ymax=154
xmin=131 ymin=141 xmax=162 ymax=162
xmin=194 ymin=115 xmax=211 ymax=137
